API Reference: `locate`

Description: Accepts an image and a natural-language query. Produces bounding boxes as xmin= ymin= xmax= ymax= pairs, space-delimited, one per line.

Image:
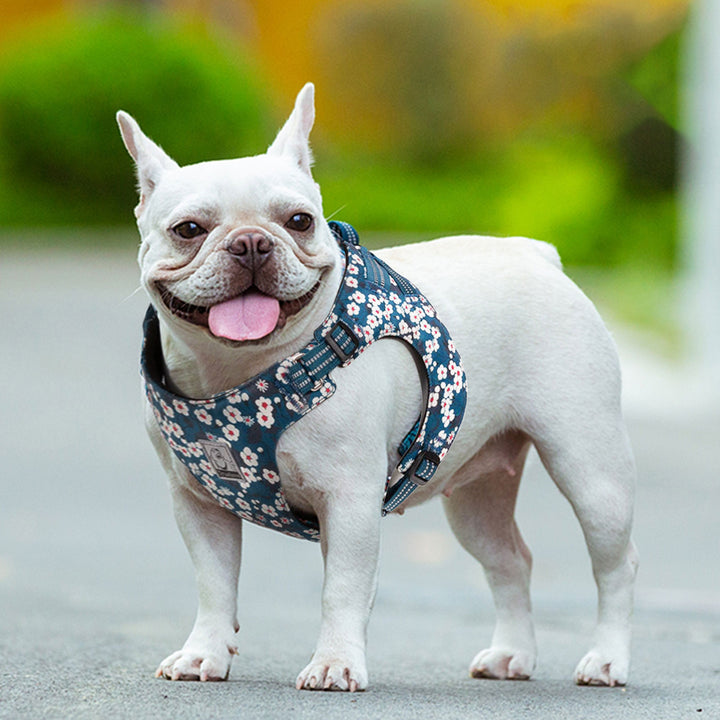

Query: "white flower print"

xmin=442 ymin=408 xmax=455 ymax=428
xmin=263 ymin=469 xmax=280 ymax=484
xmin=345 ymin=276 xmax=358 ymax=288
xmin=256 ymin=397 xmax=275 ymax=428
xmin=255 ymin=379 xmax=269 ymax=392
xmin=160 ymin=399 xmax=174 ymax=417
xmin=261 ymin=503 xmax=278 ymax=517
xmin=236 ymin=499 xmax=251 ymax=512
xmin=194 ymin=408 xmax=212 ymax=425
xmin=223 ymin=406 xmax=242 ymax=423
xmin=346 ymin=302 xmax=360 ymax=317
xmin=351 ymin=290 xmax=366 ymax=304
xmin=347 ymin=263 xmax=359 ymax=275
xmin=240 ymin=447 xmax=259 ymax=467
xmin=172 ymin=399 xmax=189 ymax=415
xmin=222 ymin=424 xmax=240 ymax=442
xmin=437 ymin=365 xmax=448 ymax=380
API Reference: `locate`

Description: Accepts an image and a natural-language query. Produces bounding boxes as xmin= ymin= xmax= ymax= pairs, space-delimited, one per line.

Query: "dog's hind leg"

xmin=533 ymin=416 xmax=639 ymax=687
xmin=443 ymin=431 xmax=537 ymax=680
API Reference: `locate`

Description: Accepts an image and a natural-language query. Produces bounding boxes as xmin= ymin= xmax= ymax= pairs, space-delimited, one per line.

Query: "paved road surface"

xmin=1 ymin=246 xmax=718 ymax=719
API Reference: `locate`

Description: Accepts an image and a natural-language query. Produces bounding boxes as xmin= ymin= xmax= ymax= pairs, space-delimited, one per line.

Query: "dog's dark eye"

xmin=286 ymin=213 xmax=313 ymax=232
xmin=172 ymin=221 xmax=207 ymax=240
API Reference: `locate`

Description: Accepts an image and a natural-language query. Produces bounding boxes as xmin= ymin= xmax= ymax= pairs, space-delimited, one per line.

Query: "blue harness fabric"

xmin=141 ymin=222 xmax=467 ymax=541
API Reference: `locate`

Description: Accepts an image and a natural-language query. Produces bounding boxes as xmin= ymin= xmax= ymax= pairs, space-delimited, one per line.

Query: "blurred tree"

xmin=0 ymin=5 xmax=273 ymax=225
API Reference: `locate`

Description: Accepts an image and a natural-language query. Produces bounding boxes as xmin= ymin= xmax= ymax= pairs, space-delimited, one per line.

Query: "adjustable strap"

xmin=288 ymin=320 xmax=360 ymax=395
xmin=382 ymin=448 xmax=441 ymax=515
xmin=329 ymin=220 xmax=360 ymax=246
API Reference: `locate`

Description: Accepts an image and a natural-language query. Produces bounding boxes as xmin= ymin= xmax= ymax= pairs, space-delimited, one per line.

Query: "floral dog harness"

xmin=141 ymin=222 xmax=467 ymax=541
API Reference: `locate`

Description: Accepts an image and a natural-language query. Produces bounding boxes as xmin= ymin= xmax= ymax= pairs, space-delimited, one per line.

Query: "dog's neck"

xmin=156 ymin=260 xmax=344 ymax=400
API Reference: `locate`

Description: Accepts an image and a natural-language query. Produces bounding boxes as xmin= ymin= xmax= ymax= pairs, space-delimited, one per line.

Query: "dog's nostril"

xmin=227 ymin=232 xmax=274 ymax=263
xmin=256 ymin=235 xmax=273 ymax=255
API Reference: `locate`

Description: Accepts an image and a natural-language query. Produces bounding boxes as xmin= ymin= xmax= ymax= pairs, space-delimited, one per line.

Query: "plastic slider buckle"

xmin=406 ymin=450 xmax=441 ymax=485
xmin=288 ymin=355 xmax=325 ymax=395
xmin=325 ymin=320 xmax=359 ymax=364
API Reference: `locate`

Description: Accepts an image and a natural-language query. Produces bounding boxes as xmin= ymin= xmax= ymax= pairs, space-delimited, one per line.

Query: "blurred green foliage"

xmin=311 ymin=0 xmax=684 ymax=269
xmin=0 ymin=1 xmax=684 ymax=273
xmin=0 ymin=6 xmax=273 ymax=225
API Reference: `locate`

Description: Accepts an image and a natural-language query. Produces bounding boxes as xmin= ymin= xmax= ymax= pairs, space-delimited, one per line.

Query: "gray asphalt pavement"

xmin=1 ymin=245 xmax=718 ymax=719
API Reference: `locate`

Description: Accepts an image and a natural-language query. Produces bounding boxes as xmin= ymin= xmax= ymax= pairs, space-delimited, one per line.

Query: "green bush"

xmin=0 ymin=6 xmax=273 ymax=226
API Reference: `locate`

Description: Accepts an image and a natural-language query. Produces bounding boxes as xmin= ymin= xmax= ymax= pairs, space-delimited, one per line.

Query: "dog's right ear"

xmin=116 ymin=111 xmax=179 ymax=216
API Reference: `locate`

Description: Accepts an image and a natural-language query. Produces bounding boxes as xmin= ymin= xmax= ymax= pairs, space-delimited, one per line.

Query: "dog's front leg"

xmin=156 ymin=481 xmax=243 ymax=682
xmin=296 ymin=492 xmax=381 ymax=692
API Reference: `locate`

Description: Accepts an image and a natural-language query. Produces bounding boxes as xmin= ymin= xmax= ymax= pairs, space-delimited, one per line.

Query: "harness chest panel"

xmin=141 ymin=223 xmax=467 ymax=541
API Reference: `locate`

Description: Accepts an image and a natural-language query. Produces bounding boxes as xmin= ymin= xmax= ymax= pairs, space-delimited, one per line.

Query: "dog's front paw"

xmin=469 ymin=647 xmax=535 ymax=681
xmin=156 ymin=635 xmax=238 ymax=682
xmin=574 ymin=650 xmax=628 ymax=687
xmin=295 ymin=652 xmax=368 ymax=692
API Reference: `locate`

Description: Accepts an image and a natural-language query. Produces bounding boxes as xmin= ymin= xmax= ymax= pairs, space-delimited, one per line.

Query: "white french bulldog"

xmin=117 ymin=83 xmax=638 ymax=691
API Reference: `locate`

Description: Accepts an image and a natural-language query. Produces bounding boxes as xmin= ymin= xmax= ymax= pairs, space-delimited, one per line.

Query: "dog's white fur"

xmin=118 ymin=83 xmax=638 ymax=691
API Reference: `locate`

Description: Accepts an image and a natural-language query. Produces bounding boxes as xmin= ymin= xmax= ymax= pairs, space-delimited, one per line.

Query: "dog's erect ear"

xmin=267 ymin=83 xmax=315 ymax=176
xmin=116 ymin=111 xmax=179 ymax=215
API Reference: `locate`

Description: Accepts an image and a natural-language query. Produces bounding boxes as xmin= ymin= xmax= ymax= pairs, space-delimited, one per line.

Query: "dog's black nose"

xmin=227 ymin=232 xmax=274 ymax=269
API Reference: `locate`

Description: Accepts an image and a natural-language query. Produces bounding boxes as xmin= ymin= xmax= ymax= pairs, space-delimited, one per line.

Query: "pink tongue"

xmin=208 ymin=290 xmax=281 ymax=341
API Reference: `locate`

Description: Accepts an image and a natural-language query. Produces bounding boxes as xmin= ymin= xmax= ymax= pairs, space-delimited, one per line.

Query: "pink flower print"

xmin=222 ymin=424 xmax=240 ymax=442
xmin=256 ymin=397 xmax=275 ymax=428
xmin=194 ymin=408 xmax=212 ymax=425
xmin=240 ymin=447 xmax=259 ymax=467
xmin=172 ymin=399 xmax=189 ymax=415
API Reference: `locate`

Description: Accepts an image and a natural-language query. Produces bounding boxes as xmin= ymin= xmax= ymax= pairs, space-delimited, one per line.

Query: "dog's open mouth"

xmin=157 ymin=281 xmax=322 ymax=341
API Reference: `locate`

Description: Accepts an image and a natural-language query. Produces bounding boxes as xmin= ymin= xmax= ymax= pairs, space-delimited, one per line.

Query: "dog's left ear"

xmin=116 ymin=111 xmax=179 ymax=217
xmin=267 ymin=83 xmax=315 ymax=176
